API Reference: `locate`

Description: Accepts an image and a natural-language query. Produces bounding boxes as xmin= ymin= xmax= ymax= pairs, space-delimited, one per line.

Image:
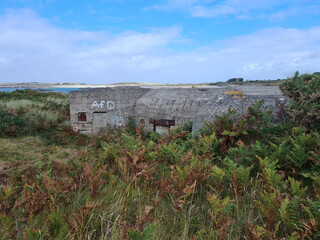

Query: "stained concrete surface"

xmin=69 ymin=85 xmax=287 ymax=135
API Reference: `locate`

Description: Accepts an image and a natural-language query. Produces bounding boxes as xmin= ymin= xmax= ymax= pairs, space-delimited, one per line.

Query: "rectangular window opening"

xmin=78 ymin=112 xmax=87 ymax=122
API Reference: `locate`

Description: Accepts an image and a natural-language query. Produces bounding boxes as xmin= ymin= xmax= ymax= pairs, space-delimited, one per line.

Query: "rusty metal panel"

xmin=149 ymin=118 xmax=175 ymax=127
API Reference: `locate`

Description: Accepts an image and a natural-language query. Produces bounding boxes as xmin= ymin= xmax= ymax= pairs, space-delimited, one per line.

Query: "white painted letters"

xmin=91 ymin=100 xmax=115 ymax=109
xmin=99 ymin=101 xmax=105 ymax=108
xmin=107 ymin=101 xmax=115 ymax=110
xmin=91 ymin=101 xmax=100 ymax=108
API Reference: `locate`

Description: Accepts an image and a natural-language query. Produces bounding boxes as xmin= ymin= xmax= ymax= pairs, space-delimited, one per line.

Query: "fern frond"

xmin=288 ymin=177 xmax=307 ymax=197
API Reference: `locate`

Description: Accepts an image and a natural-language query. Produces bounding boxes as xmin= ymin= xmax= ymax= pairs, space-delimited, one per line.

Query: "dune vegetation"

xmin=0 ymin=72 xmax=320 ymax=239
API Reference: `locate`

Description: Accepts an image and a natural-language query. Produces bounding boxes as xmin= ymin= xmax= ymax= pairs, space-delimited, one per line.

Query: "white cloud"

xmin=148 ymin=0 xmax=320 ymax=18
xmin=0 ymin=9 xmax=320 ymax=84
xmin=0 ymin=9 xmax=181 ymax=83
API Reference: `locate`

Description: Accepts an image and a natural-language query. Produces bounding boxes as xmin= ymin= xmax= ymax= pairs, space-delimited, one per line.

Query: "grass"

xmin=0 ymin=99 xmax=40 ymax=109
xmin=0 ymin=137 xmax=78 ymax=163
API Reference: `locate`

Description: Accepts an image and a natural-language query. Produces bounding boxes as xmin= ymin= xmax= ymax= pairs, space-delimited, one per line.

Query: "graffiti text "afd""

xmin=91 ymin=101 xmax=115 ymax=109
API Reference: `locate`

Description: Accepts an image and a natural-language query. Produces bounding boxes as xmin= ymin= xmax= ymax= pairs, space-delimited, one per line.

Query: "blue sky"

xmin=1 ymin=0 xmax=320 ymax=84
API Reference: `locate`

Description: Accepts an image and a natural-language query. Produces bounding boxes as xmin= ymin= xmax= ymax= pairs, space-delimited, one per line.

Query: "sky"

xmin=0 ymin=0 xmax=320 ymax=84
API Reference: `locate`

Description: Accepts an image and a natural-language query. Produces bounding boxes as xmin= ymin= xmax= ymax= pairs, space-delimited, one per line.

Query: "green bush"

xmin=280 ymin=71 xmax=320 ymax=131
xmin=0 ymin=109 xmax=30 ymax=136
xmin=199 ymin=100 xmax=277 ymax=153
xmin=0 ymin=90 xmax=82 ymax=144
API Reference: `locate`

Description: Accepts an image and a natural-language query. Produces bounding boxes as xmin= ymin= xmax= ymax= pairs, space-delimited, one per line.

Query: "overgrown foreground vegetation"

xmin=1 ymin=73 xmax=320 ymax=239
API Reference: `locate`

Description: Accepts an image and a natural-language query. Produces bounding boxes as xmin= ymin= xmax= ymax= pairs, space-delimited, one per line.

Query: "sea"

xmin=0 ymin=88 xmax=84 ymax=94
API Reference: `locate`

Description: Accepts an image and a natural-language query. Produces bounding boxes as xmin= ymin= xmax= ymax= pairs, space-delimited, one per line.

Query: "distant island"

xmin=0 ymin=78 xmax=290 ymax=89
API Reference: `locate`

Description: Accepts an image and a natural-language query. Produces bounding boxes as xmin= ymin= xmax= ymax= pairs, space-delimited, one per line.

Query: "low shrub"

xmin=0 ymin=89 xmax=83 ymax=145
xmin=280 ymin=71 xmax=320 ymax=131
xmin=0 ymin=109 xmax=30 ymax=136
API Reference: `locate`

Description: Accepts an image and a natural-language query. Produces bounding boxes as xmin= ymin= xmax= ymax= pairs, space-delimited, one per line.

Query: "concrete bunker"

xmin=69 ymin=85 xmax=287 ymax=135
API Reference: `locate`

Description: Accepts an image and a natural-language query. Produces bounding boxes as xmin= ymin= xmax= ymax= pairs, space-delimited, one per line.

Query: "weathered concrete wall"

xmin=69 ymin=87 xmax=148 ymax=134
xmin=69 ymin=85 xmax=287 ymax=135
xmin=192 ymin=85 xmax=287 ymax=132
xmin=134 ymin=88 xmax=224 ymax=134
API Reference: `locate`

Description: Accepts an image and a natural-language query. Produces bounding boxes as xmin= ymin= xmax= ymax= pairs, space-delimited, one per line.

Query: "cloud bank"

xmin=0 ymin=9 xmax=320 ymax=84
